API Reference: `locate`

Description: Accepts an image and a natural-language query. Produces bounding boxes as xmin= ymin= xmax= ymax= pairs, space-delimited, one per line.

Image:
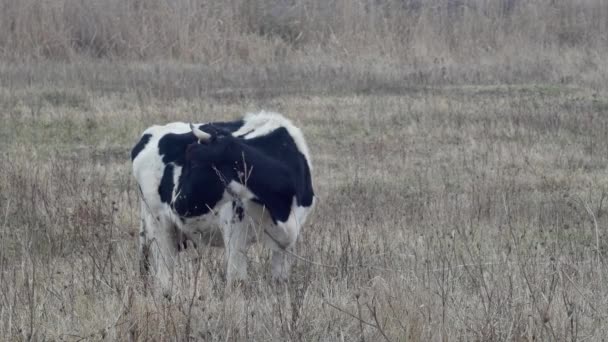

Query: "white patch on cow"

xmin=171 ymin=165 xmax=183 ymax=204
xmin=218 ymin=201 xmax=250 ymax=282
xmin=133 ymin=152 xmax=163 ymax=210
xmin=227 ymin=180 xmax=256 ymax=200
xmin=143 ymin=122 xmax=196 ymax=136
xmin=295 ymin=197 xmax=314 ymax=227
xmin=262 ymin=198 xmax=311 ymax=249
xmin=232 ymin=111 xmax=313 ymax=170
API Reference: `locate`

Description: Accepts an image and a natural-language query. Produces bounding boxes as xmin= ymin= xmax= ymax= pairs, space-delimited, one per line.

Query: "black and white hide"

xmin=131 ymin=111 xmax=315 ymax=293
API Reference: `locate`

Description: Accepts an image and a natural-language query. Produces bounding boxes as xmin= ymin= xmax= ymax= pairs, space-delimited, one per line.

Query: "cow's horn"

xmin=190 ymin=123 xmax=212 ymax=142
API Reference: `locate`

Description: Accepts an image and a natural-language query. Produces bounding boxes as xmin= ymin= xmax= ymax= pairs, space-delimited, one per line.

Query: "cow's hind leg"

xmin=139 ymin=214 xmax=151 ymax=287
xmin=145 ymin=214 xmax=179 ymax=297
xmin=263 ymin=219 xmax=299 ymax=282
xmin=260 ymin=227 xmax=296 ymax=282
xmin=220 ymin=201 xmax=250 ymax=283
xmin=270 ymin=244 xmax=295 ymax=282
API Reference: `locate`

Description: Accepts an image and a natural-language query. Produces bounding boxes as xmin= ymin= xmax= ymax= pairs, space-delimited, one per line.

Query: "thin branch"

xmin=323 ymin=299 xmax=376 ymax=328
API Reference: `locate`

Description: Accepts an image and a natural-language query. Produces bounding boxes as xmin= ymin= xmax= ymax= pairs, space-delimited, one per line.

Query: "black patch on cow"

xmin=237 ymin=127 xmax=314 ymax=206
xmin=158 ymin=133 xmax=197 ymax=165
xmin=232 ymin=201 xmax=244 ymax=221
xmin=131 ymin=134 xmax=152 ymax=161
xmin=158 ymin=164 xmax=174 ymax=204
xmin=200 ymin=120 xmax=244 ymax=137
xmin=172 ymin=159 xmax=226 ymax=217
xmin=184 ymin=126 xmax=314 ymax=223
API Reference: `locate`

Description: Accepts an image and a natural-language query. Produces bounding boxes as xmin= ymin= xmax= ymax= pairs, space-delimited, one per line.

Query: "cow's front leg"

xmin=220 ymin=201 xmax=249 ymax=283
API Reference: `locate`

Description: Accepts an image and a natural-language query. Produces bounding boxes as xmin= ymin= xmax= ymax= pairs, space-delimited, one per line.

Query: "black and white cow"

xmin=131 ymin=111 xmax=315 ymax=293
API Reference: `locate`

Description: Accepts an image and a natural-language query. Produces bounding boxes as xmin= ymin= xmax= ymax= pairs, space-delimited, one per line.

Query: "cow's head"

xmin=186 ymin=123 xmax=236 ymax=166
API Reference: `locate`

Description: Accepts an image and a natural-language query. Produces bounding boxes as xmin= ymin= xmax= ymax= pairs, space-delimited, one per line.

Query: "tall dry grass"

xmin=2 ymin=0 xmax=607 ymax=60
xmin=1 ymin=0 xmax=608 ymax=87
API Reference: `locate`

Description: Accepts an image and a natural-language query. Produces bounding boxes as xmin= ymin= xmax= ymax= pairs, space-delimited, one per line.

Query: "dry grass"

xmin=2 ymin=0 xmax=608 ymax=341
xmin=3 ymin=78 xmax=608 ymax=341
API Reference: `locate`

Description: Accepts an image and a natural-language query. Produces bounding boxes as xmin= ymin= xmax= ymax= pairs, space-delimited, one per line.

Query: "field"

xmin=2 ymin=1 xmax=608 ymax=341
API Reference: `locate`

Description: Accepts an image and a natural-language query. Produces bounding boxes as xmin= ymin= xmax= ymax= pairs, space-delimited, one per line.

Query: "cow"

xmin=131 ymin=111 xmax=315 ymax=294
